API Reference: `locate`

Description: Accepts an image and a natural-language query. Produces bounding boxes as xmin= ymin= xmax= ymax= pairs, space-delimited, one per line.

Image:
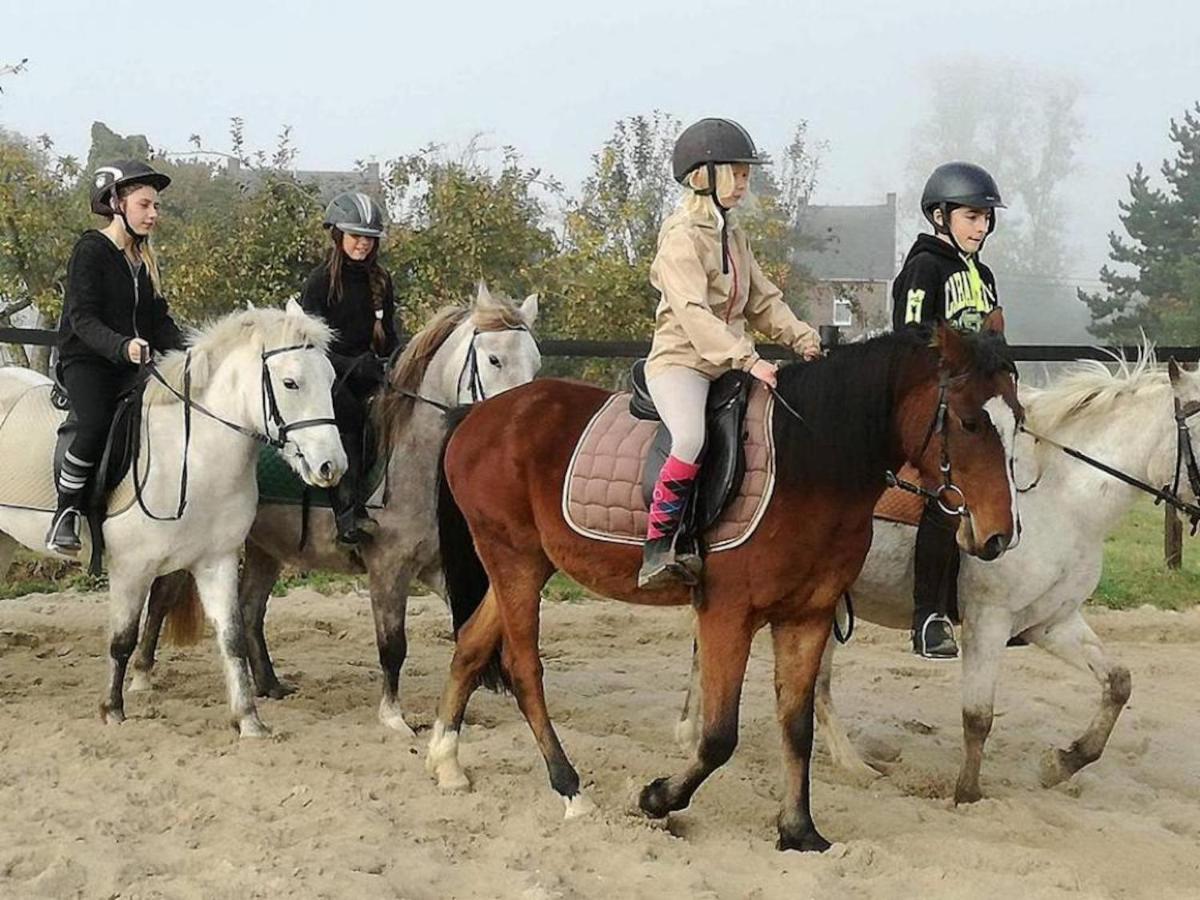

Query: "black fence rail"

xmin=3 ymin=325 xmax=1195 ymax=566
xmin=6 ymin=325 xmax=1199 ymax=362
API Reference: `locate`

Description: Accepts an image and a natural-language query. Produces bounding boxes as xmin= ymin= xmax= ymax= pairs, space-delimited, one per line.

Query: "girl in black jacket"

xmin=300 ymin=191 xmax=399 ymax=544
xmin=47 ymin=160 xmax=186 ymax=553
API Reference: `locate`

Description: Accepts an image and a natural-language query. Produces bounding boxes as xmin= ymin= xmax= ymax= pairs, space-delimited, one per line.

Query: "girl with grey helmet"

xmin=893 ymin=160 xmax=1007 ymax=659
xmin=299 ymin=191 xmax=399 ymax=544
xmin=638 ymin=118 xmax=822 ymax=589
xmin=47 ymin=160 xmax=186 ymax=554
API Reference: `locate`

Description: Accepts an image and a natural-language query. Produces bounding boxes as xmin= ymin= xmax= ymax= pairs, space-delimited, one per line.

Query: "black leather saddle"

xmin=628 ymin=359 xmax=753 ymax=536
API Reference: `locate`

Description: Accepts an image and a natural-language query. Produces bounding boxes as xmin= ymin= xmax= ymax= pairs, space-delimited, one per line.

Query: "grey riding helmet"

xmin=323 ymin=191 xmax=386 ymax=238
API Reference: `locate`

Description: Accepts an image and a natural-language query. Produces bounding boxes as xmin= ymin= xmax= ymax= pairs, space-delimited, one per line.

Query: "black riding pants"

xmin=57 ymin=359 xmax=138 ymax=504
xmin=912 ymin=499 xmax=961 ymax=629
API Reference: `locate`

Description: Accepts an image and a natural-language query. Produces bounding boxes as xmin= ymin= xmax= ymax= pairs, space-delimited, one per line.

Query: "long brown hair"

xmin=324 ymin=227 xmax=389 ymax=352
xmin=116 ymin=182 xmax=163 ymax=294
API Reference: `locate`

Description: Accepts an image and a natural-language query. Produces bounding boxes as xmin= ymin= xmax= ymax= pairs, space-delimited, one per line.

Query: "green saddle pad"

xmin=256 ymin=446 xmax=386 ymax=508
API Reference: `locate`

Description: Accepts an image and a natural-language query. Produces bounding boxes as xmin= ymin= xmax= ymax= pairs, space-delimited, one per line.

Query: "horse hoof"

xmin=238 ymin=715 xmax=272 ymax=739
xmin=954 ymin=782 xmax=983 ymax=805
xmin=637 ymin=777 xmax=673 ymax=819
xmin=1039 ymin=748 xmax=1072 ymax=788
xmin=777 ymin=827 xmax=832 ymax=853
xmin=259 ymin=680 xmax=296 ymax=700
xmin=378 ymin=701 xmax=417 ymax=738
xmin=436 ymin=771 xmax=472 ymax=793
xmin=129 ymin=670 xmax=153 ymax=693
xmin=563 ymin=792 xmax=597 ymax=820
xmin=674 ymin=717 xmax=699 ymax=753
xmin=102 ymin=707 xmax=126 ymax=725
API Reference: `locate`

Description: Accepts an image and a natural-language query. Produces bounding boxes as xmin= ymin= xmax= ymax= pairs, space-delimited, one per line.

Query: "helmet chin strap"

xmin=692 ymin=161 xmax=731 ymax=274
xmin=112 ymin=195 xmax=146 ymax=246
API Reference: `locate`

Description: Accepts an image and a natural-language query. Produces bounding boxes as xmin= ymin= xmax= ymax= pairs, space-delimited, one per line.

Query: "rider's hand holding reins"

xmin=749 ymin=359 xmax=778 ymax=387
xmin=126 ymin=338 xmax=151 ymax=365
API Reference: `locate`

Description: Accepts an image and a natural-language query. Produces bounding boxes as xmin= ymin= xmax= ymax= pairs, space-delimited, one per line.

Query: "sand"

xmin=2 ymin=587 xmax=1198 ymax=899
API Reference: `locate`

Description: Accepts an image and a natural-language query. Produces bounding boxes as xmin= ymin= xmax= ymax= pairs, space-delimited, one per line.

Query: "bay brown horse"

xmin=429 ymin=313 xmax=1021 ymax=850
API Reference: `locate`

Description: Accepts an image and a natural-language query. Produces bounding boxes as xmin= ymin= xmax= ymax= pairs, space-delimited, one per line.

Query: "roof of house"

xmin=794 ymin=193 xmax=897 ymax=282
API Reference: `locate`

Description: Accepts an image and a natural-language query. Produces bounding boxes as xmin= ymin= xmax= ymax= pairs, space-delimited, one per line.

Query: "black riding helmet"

xmin=90 ymin=160 xmax=171 ymax=242
xmin=921 ymin=162 xmax=1005 ymax=253
xmin=672 ymin=117 xmax=764 ymax=272
xmin=323 ymin=191 xmax=386 ymax=239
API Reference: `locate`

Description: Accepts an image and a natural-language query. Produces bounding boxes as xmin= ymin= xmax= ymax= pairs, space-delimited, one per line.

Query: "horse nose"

xmin=319 ymin=460 xmax=335 ymax=482
xmin=979 ymin=533 xmax=1010 ymax=561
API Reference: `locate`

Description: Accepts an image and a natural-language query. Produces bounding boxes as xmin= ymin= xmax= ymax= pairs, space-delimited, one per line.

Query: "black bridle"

xmin=1021 ymin=396 xmax=1200 ymax=533
xmin=455 ymin=326 xmax=530 ymax=403
xmin=886 ymin=371 xmax=969 ymax=517
xmin=135 ymin=343 xmax=337 ymax=521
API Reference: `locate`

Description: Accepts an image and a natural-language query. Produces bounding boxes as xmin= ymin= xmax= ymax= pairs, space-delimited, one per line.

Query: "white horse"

xmin=679 ymin=351 xmax=1200 ymax=802
xmin=0 ymin=301 xmax=346 ymax=736
xmin=132 ymin=284 xmax=541 ymax=737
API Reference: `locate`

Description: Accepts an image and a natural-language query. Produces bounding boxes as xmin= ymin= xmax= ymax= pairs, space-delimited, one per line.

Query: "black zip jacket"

xmin=891 ymin=233 xmax=998 ymax=334
xmin=299 ymin=262 xmax=399 ymax=360
xmin=57 ymin=230 xmax=186 ymax=367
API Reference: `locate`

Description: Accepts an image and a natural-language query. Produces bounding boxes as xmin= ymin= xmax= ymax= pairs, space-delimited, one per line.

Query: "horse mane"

xmin=1023 ymin=341 xmax=1166 ymax=440
xmin=143 ymin=306 xmax=333 ymax=407
xmin=773 ymin=329 xmax=1014 ymax=489
xmin=374 ymin=289 xmax=530 ymax=441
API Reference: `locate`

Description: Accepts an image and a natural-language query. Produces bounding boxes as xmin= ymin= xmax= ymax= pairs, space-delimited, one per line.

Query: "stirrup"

xmin=914 ymin=613 xmax=958 ymax=660
xmin=45 ymin=507 xmax=82 ymax=554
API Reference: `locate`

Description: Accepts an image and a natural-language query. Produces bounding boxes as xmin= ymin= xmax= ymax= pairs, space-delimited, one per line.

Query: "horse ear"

xmin=982 ymin=307 xmax=1005 ymax=335
xmin=285 ymin=297 xmax=305 ymax=318
xmin=933 ymin=322 xmax=967 ymax=368
xmin=519 ymin=293 xmax=539 ymax=326
xmin=474 ymin=280 xmax=493 ymax=308
xmin=1169 ymin=357 xmax=1182 ymax=385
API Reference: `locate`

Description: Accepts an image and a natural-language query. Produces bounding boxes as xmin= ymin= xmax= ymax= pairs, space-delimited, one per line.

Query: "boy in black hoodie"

xmin=892 ymin=161 xmax=1005 ymax=658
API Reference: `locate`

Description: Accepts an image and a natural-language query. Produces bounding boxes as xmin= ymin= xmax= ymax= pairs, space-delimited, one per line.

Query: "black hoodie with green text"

xmin=890 ymin=233 xmax=998 ymax=334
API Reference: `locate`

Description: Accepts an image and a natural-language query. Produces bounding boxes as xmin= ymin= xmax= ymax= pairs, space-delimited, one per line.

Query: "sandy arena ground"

xmin=2 ymin=587 xmax=1198 ymax=899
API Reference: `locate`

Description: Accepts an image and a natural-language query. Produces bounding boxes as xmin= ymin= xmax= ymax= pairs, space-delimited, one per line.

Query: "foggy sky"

xmin=5 ymin=0 xmax=1199 ymax=291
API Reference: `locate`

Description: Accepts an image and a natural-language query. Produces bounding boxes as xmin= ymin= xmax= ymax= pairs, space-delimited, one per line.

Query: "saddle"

xmin=628 ymin=360 xmax=753 ymax=534
xmin=563 ymin=363 xmax=777 ymax=553
xmin=873 ymin=464 xmax=927 ymax=526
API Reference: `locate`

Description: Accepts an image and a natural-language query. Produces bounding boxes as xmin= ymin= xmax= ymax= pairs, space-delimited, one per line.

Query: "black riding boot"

xmin=330 ymin=454 xmax=375 ymax=545
xmin=911 ymin=501 xmax=961 ymax=659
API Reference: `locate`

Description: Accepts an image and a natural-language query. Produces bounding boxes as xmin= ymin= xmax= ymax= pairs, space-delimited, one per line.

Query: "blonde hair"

xmin=681 ymin=163 xmax=738 ymax=226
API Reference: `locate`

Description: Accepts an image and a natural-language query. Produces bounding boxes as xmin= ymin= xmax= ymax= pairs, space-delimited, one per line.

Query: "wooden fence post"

xmin=1165 ymin=504 xmax=1184 ymax=570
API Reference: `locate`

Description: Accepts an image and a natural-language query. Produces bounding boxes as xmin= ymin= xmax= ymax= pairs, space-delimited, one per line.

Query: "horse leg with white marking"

xmin=239 ymin=542 xmax=288 ymax=699
xmin=954 ymin=603 xmax=1013 ymax=804
xmin=814 ymin=629 xmax=883 ymax=779
xmin=367 ymin=560 xmax=416 ymax=737
xmin=192 ymin=554 xmax=268 ymax=737
xmin=100 ymin=567 xmax=155 ymax=724
xmin=1030 ymin=611 xmax=1131 ymax=788
xmin=674 ymin=637 xmax=701 ymax=752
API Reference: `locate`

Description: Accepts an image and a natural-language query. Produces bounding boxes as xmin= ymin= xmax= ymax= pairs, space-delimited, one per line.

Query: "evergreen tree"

xmin=1081 ymin=103 xmax=1200 ymax=342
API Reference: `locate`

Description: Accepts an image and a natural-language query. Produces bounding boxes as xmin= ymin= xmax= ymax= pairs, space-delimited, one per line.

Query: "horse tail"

xmin=157 ymin=571 xmax=205 ymax=647
xmin=436 ymin=407 xmax=507 ymax=692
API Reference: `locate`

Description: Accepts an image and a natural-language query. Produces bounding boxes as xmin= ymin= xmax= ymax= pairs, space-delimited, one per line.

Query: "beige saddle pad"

xmin=0 ymin=383 xmax=134 ymax=514
xmin=873 ymin=464 xmax=926 ymax=526
xmin=562 ymin=384 xmax=776 ymax=552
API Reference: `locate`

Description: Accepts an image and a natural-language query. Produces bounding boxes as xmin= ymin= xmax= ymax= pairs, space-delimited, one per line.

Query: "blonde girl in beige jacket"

xmin=639 ymin=117 xmax=821 ymax=589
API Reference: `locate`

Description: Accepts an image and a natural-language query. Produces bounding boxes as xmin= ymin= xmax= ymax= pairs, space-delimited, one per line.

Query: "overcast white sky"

xmin=5 ymin=0 xmax=1199 ymax=283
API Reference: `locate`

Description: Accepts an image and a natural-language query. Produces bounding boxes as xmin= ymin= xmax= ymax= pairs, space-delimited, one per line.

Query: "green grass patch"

xmin=4 ymin=499 xmax=1198 ymax=611
xmin=1091 ymin=497 xmax=1200 ymax=610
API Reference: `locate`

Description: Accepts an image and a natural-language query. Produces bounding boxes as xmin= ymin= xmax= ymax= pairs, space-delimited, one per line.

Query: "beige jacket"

xmin=646 ymin=208 xmax=819 ymax=380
